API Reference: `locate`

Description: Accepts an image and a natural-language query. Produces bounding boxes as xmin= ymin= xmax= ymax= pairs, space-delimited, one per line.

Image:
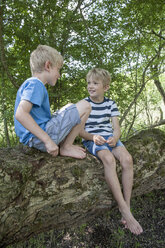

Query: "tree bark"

xmin=154 ymin=79 xmax=165 ymax=105
xmin=0 ymin=129 xmax=165 ymax=247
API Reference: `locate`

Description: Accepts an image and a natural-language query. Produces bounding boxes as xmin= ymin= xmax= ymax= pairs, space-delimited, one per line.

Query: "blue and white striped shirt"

xmin=84 ymin=97 xmax=120 ymax=136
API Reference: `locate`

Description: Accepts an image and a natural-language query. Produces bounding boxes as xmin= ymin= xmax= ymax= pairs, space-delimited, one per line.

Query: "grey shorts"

xmin=28 ymin=104 xmax=80 ymax=152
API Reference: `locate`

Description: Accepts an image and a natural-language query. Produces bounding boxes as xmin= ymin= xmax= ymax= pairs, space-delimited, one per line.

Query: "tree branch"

xmin=152 ymin=29 xmax=165 ymax=40
xmin=80 ymin=0 xmax=97 ymax=10
xmin=120 ymin=44 xmax=165 ymax=125
xmin=154 ymin=79 xmax=165 ymax=105
xmin=149 ymin=119 xmax=165 ymax=128
xmin=0 ymin=129 xmax=165 ymax=247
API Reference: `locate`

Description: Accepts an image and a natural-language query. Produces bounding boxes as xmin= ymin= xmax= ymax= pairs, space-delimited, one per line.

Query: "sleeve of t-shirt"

xmin=21 ymin=80 xmax=45 ymax=107
xmin=111 ymin=101 xmax=120 ymax=117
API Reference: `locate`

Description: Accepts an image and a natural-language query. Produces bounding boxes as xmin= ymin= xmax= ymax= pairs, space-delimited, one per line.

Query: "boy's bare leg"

xmin=60 ymin=100 xmax=91 ymax=159
xmin=112 ymin=146 xmax=133 ymax=226
xmin=98 ymin=149 xmax=143 ymax=235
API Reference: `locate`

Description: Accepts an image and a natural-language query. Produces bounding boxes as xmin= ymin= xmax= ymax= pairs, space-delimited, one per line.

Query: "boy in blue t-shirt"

xmin=80 ymin=68 xmax=143 ymax=235
xmin=14 ymin=45 xmax=91 ymax=159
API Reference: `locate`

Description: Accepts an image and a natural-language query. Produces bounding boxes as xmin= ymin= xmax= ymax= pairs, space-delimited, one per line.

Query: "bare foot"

xmin=121 ymin=217 xmax=128 ymax=228
xmin=121 ymin=204 xmax=130 ymax=228
xmin=120 ymin=207 xmax=143 ymax=235
xmin=60 ymin=145 xmax=86 ymax=159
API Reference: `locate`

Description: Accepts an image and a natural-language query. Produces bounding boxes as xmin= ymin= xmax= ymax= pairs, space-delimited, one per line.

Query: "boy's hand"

xmin=106 ymin=136 xmax=117 ymax=147
xmin=45 ymin=139 xmax=59 ymax=157
xmin=93 ymin=135 xmax=106 ymax=145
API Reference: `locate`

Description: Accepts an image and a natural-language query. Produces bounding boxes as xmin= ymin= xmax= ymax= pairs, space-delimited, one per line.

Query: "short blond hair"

xmin=86 ymin=68 xmax=111 ymax=87
xmin=30 ymin=45 xmax=63 ymax=74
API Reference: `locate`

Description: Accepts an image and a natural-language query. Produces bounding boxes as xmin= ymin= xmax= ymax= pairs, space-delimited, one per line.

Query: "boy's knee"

xmin=126 ymin=153 xmax=133 ymax=164
xmin=83 ymin=100 xmax=91 ymax=112
xmin=76 ymin=100 xmax=91 ymax=115
xmin=121 ymin=153 xmax=133 ymax=169
xmin=99 ymin=151 xmax=116 ymax=167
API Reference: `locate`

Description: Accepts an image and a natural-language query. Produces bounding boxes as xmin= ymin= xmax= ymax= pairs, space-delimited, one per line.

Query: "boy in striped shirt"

xmin=80 ymin=68 xmax=143 ymax=235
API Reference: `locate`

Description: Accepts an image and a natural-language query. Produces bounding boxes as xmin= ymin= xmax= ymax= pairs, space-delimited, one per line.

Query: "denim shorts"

xmin=28 ymin=104 xmax=80 ymax=152
xmin=83 ymin=135 xmax=124 ymax=157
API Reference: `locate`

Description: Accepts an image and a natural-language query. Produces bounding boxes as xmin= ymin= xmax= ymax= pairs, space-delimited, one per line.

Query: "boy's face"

xmin=48 ymin=65 xmax=61 ymax=86
xmin=87 ymin=76 xmax=109 ymax=102
xmin=45 ymin=61 xmax=61 ymax=86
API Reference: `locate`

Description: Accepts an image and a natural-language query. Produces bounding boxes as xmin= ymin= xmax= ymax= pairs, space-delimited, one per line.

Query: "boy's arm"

xmin=106 ymin=116 xmax=121 ymax=146
xmin=15 ymin=100 xmax=59 ymax=157
xmin=79 ymin=129 xmax=106 ymax=145
xmin=79 ymin=129 xmax=93 ymax=141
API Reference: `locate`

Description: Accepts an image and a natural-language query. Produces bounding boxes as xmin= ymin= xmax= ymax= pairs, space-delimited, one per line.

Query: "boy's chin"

xmin=89 ymin=95 xmax=96 ymax=98
xmin=49 ymin=81 xmax=56 ymax=86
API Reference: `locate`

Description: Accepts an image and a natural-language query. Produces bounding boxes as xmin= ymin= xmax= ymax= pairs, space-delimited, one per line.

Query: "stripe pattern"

xmin=84 ymin=97 xmax=120 ymax=136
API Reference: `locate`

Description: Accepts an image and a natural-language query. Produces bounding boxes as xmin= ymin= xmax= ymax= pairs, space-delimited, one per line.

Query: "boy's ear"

xmin=104 ymin=85 xmax=110 ymax=92
xmin=44 ymin=61 xmax=51 ymax=71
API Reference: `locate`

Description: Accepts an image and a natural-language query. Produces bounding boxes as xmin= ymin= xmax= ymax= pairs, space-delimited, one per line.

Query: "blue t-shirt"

xmin=14 ymin=77 xmax=51 ymax=145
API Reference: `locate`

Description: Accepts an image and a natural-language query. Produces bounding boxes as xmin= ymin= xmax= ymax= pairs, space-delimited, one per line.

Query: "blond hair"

xmin=30 ymin=45 xmax=63 ymax=75
xmin=86 ymin=68 xmax=111 ymax=87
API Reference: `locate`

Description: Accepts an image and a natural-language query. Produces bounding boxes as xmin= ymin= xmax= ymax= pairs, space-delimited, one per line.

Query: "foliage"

xmin=0 ymin=0 xmax=165 ymax=146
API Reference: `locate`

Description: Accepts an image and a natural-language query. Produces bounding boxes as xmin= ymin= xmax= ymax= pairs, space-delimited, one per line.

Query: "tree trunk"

xmin=0 ymin=129 xmax=165 ymax=247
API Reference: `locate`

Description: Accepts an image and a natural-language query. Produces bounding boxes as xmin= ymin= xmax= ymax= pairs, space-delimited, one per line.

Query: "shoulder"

xmin=103 ymin=97 xmax=117 ymax=108
xmin=104 ymin=97 xmax=115 ymax=104
xmin=23 ymin=77 xmax=45 ymax=89
xmin=20 ymin=78 xmax=46 ymax=95
xmin=18 ymin=78 xmax=48 ymax=105
xmin=104 ymin=97 xmax=120 ymax=115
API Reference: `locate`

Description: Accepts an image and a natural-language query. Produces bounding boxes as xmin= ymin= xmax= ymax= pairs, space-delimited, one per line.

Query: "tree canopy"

xmin=0 ymin=0 xmax=165 ymax=147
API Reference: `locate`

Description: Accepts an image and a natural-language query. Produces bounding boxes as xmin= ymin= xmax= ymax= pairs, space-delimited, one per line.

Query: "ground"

xmin=8 ymin=189 xmax=165 ymax=248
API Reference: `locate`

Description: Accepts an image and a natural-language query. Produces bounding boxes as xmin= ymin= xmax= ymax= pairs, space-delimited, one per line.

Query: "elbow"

xmin=15 ymin=108 xmax=23 ymax=122
xmin=15 ymin=110 xmax=20 ymax=122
